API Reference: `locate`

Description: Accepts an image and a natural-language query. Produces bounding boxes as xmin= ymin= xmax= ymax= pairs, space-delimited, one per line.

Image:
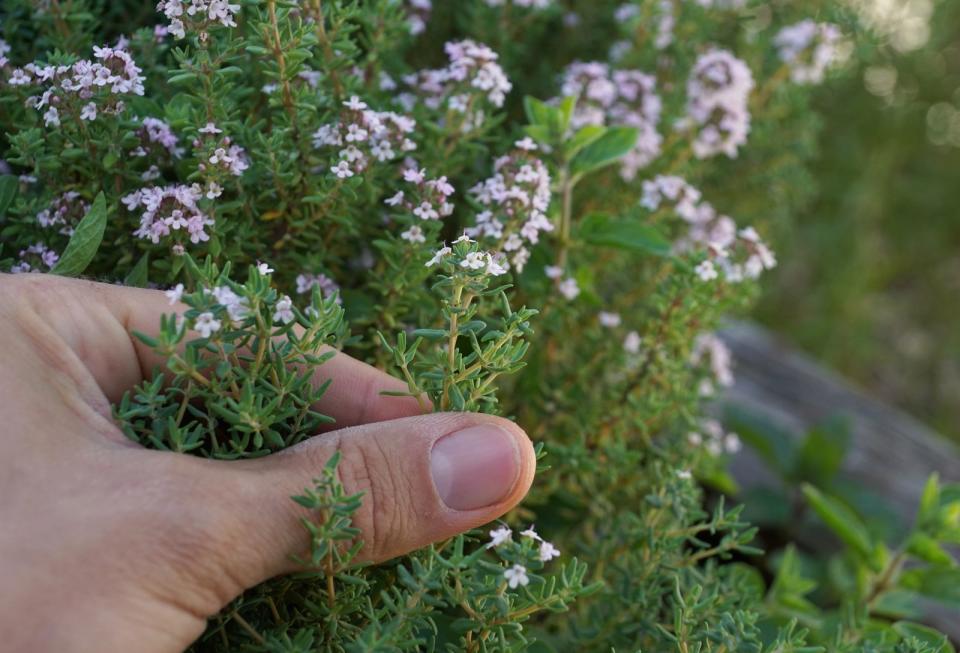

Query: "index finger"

xmin=3 ymin=274 xmax=425 ymax=428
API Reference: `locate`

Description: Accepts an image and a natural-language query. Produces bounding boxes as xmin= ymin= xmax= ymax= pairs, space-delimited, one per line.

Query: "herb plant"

xmin=1 ymin=1 xmax=956 ymax=651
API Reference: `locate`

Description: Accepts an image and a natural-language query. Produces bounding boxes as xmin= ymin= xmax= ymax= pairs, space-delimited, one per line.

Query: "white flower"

xmin=385 ymin=190 xmax=405 ymax=206
xmin=691 ymin=333 xmax=734 ymax=387
xmin=199 ymin=122 xmax=222 ymax=134
xmin=403 ymin=167 xmax=426 ymax=184
xmin=488 ymin=525 xmax=512 ymax=547
xmin=515 ymin=136 xmax=538 ymax=150
xmin=486 ymin=254 xmax=508 ymax=276
xmin=623 ymin=330 xmax=642 ymax=354
xmin=677 ymin=469 xmax=693 ymax=480
xmin=544 ymin=265 xmax=563 ymax=279
xmin=538 ymin=541 xmax=561 ymax=562
xmin=331 ymin=160 xmax=354 ymax=179
xmin=207 ymin=285 xmax=250 ymax=322
xmin=695 ymin=260 xmax=718 ymax=281
xmin=425 ymin=246 xmax=452 ymax=267
xmin=599 ymin=311 xmax=621 ymax=328
xmin=724 ymin=433 xmax=742 ymax=454
xmin=164 ymin=283 xmax=184 ymax=305
xmin=256 ymin=261 xmax=274 ymax=275
xmin=504 ymin=564 xmax=530 ymax=589
xmin=558 ymin=277 xmax=580 ymax=300
xmin=8 ymin=68 xmax=32 ymax=85
xmin=688 ymin=432 xmax=703 ymax=446
xmin=273 ymin=295 xmax=295 ymax=324
xmin=80 ymin=102 xmax=97 ymax=121
xmin=43 ymin=107 xmax=60 ymax=127
xmin=344 ymin=95 xmax=367 ymax=111
xmin=460 ymin=251 xmax=486 ymax=270
xmin=520 ymin=525 xmax=541 ymax=541
xmin=194 ymin=312 xmax=221 ymax=338
xmin=413 ymin=201 xmax=439 ymax=220
xmin=400 ymin=225 xmax=426 ymax=243
xmin=453 ymin=233 xmax=475 ymax=244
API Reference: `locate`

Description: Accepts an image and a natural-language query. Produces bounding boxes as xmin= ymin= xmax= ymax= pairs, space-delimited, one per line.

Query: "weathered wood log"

xmin=718 ymin=322 xmax=960 ymax=638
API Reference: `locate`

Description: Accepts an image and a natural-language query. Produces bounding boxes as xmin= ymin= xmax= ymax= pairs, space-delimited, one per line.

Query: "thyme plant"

xmin=1 ymin=0 xmax=956 ymax=651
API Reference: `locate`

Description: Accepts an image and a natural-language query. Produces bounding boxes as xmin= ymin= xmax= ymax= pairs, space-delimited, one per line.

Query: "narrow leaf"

xmin=801 ymin=484 xmax=874 ymax=560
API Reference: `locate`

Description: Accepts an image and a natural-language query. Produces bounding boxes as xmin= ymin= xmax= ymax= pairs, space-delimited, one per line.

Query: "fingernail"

xmin=430 ymin=425 xmax=520 ymax=511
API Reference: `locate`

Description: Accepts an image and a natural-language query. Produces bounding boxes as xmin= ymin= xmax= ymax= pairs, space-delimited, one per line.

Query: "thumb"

xmin=214 ymin=412 xmax=536 ymax=587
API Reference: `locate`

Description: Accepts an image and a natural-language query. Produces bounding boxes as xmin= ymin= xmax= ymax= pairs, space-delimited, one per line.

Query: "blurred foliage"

xmin=756 ymin=0 xmax=960 ymax=442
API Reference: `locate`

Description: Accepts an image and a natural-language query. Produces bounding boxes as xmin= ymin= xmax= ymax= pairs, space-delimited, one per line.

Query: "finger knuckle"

xmin=336 ymin=433 xmax=412 ymax=560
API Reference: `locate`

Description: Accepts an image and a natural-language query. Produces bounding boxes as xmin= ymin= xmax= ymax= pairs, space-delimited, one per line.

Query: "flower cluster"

xmin=386 ymin=166 xmax=456 ymax=241
xmin=689 ymin=418 xmax=742 ymax=457
xmin=36 ymin=192 xmax=90 ymax=237
xmin=690 ymin=332 xmax=734 ymax=396
xmin=402 ymin=40 xmax=512 ymax=132
xmin=10 ymin=243 xmax=59 ymax=274
xmin=560 ymin=62 xmax=663 ymax=179
xmin=295 ymin=272 xmax=341 ymax=303
xmin=123 ymin=184 xmax=213 ymax=246
xmin=425 ymin=236 xmax=508 ymax=277
xmin=775 ymin=20 xmax=843 ymax=85
xmin=487 ymin=524 xmax=562 ymax=590
xmin=642 ymin=175 xmax=776 ymax=282
xmin=157 ymin=0 xmax=241 ymax=40
xmin=193 ymin=122 xmax=249 ymax=188
xmin=678 ymin=49 xmax=754 ymax=159
xmin=314 ymin=96 xmax=417 ymax=179
xmin=132 ymin=117 xmax=184 ymax=160
xmin=466 ymin=140 xmax=552 ymax=272
xmin=614 ymin=2 xmax=674 ymax=51
xmin=8 ymin=45 xmax=144 ymax=127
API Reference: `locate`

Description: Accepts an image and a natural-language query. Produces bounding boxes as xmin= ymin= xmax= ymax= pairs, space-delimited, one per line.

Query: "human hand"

xmin=0 ymin=274 xmax=536 ymax=652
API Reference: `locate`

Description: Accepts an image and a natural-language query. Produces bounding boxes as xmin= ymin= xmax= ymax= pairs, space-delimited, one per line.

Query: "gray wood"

xmin=718 ymin=322 xmax=960 ymax=638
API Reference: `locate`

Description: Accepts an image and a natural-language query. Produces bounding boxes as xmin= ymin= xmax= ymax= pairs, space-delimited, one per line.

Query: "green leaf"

xmin=801 ymin=483 xmax=875 ymax=560
xmin=524 ymin=95 xmax=556 ymax=129
xmin=124 ymin=252 xmax=150 ymax=288
xmin=564 ymin=125 xmax=606 ymax=159
xmin=918 ymin=474 xmax=941 ymax=526
xmin=523 ymin=124 xmax=552 ymax=145
xmin=411 ymin=328 xmax=447 ymax=339
xmin=557 ymin=96 xmax=576 ymax=133
xmin=570 ymin=127 xmax=639 ymax=179
xmin=792 ymin=417 xmax=850 ymax=486
xmin=102 ymin=151 xmax=119 ymax=170
xmin=0 ymin=175 xmax=17 ymax=220
xmin=52 ymin=192 xmax=107 ymax=278
xmin=906 ymin=533 xmax=955 ymax=566
xmin=577 ymin=212 xmax=671 ymax=256
xmin=899 ymin=566 xmax=960 ymax=608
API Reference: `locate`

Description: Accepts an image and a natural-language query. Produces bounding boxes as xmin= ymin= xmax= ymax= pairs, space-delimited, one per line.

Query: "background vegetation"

xmin=757 ymin=0 xmax=960 ymax=443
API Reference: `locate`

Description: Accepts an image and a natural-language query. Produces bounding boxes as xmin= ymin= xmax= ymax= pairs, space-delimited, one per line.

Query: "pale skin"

xmin=0 ymin=274 xmax=537 ymax=652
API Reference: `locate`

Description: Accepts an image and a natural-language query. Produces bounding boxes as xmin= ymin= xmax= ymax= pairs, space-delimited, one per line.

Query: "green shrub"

xmin=1 ymin=1 xmax=956 ymax=650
